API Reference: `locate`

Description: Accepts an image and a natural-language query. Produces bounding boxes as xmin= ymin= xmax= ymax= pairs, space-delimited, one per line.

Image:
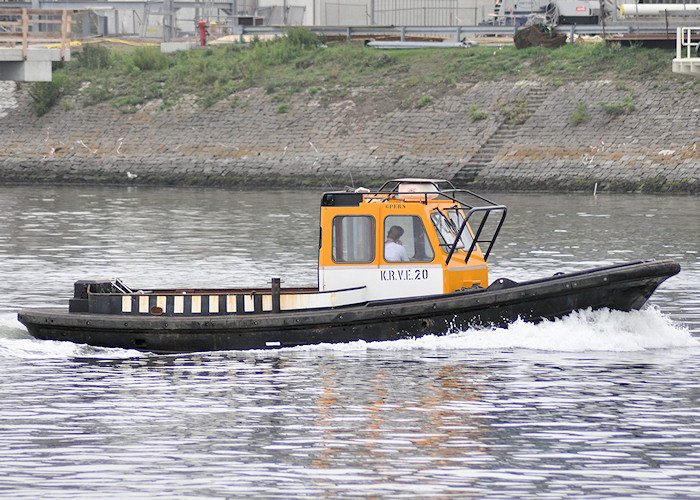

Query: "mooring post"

xmin=271 ymin=278 xmax=281 ymax=313
xmin=253 ymin=293 xmax=263 ymax=313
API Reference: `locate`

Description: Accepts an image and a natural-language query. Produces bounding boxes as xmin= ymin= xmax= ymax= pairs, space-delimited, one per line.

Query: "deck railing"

xmin=0 ymin=8 xmax=72 ymax=61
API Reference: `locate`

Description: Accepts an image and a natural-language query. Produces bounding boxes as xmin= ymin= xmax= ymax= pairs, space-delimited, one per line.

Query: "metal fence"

xmin=234 ymin=22 xmax=667 ymax=42
xmin=257 ymin=5 xmax=305 ymax=24
xmin=323 ymin=2 xmax=368 ymax=25
xmin=2 ymin=0 xmax=699 ymax=40
xmin=375 ymin=0 xmax=459 ymax=26
xmin=321 ymin=0 xmax=493 ymax=26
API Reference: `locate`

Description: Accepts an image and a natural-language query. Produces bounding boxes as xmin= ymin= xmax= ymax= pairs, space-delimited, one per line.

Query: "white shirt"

xmin=385 ymin=241 xmax=409 ymax=262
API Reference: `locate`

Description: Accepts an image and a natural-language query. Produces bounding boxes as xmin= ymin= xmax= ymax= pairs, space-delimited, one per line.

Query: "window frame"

xmin=430 ymin=208 xmax=474 ymax=251
xmin=383 ymin=214 xmax=435 ymax=263
xmin=331 ymin=215 xmax=376 ymax=264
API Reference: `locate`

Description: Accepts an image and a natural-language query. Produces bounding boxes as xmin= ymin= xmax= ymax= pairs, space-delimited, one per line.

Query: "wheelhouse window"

xmin=332 ymin=216 xmax=375 ymax=263
xmin=430 ymin=208 xmax=475 ymax=251
xmin=383 ymin=215 xmax=435 ymax=263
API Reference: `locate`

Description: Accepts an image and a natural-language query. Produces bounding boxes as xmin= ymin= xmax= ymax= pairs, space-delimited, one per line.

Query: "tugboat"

xmin=18 ymin=179 xmax=680 ymax=353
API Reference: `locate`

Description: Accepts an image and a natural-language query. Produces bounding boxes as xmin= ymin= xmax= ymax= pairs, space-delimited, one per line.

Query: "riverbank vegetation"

xmin=27 ymin=28 xmax=692 ymax=116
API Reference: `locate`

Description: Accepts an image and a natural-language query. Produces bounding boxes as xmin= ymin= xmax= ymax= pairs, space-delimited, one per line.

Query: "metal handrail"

xmin=372 ymin=180 xmax=507 ymax=265
xmin=235 ymin=24 xmax=637 ymax=42
xmin=444 ymin=205 xmax=507 ymax=265
xmin=677 ymin=26 xmax=700 ymax=58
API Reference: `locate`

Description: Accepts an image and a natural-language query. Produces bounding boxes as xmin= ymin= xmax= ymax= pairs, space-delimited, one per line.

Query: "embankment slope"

xmin=1 ymin=79 xmax=698 ymax=192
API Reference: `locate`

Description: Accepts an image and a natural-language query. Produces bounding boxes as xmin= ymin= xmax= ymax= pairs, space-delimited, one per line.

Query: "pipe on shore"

xmin=620 ymin=3 xmax=700 ymax=16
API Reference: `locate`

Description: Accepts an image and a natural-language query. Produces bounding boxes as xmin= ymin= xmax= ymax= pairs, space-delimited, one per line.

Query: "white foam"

xmin=0 ymin=337 xmax=144 ymax=360
xmin=290 ymin=307 xmax=697 ymax=353
xmin=0 ymin=312 xmax=143 ymax=360
xmin=0 ymin=312 xmax=32 ymax=340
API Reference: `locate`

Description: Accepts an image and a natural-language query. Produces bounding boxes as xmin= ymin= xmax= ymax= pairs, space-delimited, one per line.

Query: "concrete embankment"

xmin=1 ymin=79 xmax=698 ymax=192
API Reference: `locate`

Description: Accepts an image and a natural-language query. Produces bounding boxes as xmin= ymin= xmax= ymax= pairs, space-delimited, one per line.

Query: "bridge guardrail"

xmin=232 ymin=24 xmax=636 ymax=42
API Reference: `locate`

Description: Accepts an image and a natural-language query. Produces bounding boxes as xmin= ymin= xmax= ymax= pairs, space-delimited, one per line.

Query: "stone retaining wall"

xmin=1 ymin=79 xmax=698 ymax=192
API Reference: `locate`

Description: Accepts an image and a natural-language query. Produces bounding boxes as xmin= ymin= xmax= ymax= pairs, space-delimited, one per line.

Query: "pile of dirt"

xmin=514 ymin=24 xmax=567 ymax=49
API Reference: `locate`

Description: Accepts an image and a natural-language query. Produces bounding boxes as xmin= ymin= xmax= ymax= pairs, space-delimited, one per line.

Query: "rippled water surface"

xmin=0 ymin=185 xmax=698 ymax=498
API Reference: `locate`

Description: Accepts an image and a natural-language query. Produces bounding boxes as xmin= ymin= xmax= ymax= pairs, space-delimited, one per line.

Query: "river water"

xmin=0 ymin=185 xmax=698 ymax=498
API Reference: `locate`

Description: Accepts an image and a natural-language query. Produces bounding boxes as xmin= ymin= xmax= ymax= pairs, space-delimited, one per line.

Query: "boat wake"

xmin=0 ymin=308 xmax=695 ymax=359
xmin=293 ymin=307 xmax=697 ymax=353
xmin=0 ymin=313 xmax=143 ymax=360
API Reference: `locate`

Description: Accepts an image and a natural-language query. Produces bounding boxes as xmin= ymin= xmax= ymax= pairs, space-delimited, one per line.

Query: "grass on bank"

xmin=25 ymin=28 xmax=690 ymax=116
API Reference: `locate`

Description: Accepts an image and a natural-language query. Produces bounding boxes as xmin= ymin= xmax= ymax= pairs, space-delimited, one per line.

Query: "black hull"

xmin=18 ymin=260 xmax=680 ymax=354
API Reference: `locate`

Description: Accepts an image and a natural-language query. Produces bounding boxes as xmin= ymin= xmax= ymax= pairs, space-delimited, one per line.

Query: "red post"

xmin=198 ymin=19 xmax=207 ymax=46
